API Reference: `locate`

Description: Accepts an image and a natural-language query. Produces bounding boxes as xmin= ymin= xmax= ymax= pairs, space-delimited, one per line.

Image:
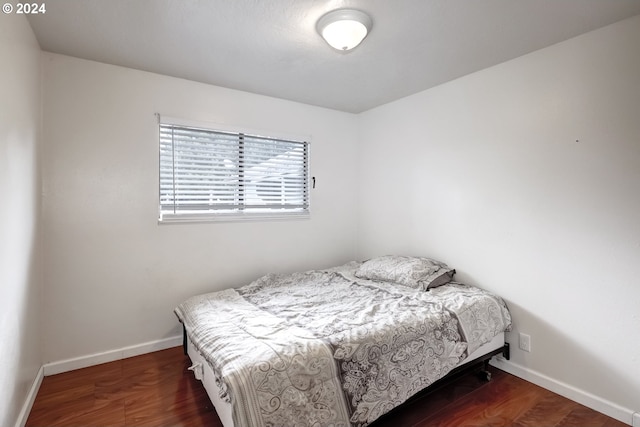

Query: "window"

xmin=159 ymin=119 xmax=309 ymax=222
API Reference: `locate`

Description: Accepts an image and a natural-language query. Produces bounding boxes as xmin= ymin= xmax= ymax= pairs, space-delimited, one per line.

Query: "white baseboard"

xmin=491 ymin=357 xmax=634 ymax=426
xmin=15 ymin=365 xmax=44 ymax=427
xmin=43 ymin=335 xmax=182 ymax=376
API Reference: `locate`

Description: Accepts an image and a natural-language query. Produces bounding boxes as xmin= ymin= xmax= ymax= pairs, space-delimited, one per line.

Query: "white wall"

xmin=0 ymin=10 xmax=43 ymax=427
xmin=41 ymin=53 xmax=359 ymax=364
xmin=358 ymin=15 xmax=640 ymax=422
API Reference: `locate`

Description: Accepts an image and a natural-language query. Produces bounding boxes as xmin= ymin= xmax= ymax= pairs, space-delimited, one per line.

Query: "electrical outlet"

xmin=519 ymin=333 xmax=531 ymax=352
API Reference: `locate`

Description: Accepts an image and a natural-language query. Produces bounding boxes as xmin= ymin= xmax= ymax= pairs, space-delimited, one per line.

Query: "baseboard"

xmin=43 ymin=335 xmax=182 ymax=376
xmin=15 ymin=365 xmax=44 ymax=427
xmin=491 ymin=357 xmax=634 ymax=426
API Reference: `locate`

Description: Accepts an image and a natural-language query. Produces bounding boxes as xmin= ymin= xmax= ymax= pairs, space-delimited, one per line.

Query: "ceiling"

xmin=27 ymin=0 xmax=640 ymax=113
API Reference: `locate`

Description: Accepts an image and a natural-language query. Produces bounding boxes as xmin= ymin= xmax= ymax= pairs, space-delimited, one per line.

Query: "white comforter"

xmin=175 ymin=262 xmax=511 ymax=427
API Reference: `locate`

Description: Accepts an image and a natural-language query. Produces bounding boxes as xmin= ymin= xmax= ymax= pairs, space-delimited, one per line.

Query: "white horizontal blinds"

xmin=241 ymin=134 xmax=308 ymax=210
xmin=160 ymin=123 xmax=308 ymax=216
xmin=159 ymin=125 xmax=240 ymax=212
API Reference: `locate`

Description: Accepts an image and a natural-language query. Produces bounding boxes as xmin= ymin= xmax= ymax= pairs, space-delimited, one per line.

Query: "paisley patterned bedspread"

xmin=175 ymin=262 xmax=511 ymax=427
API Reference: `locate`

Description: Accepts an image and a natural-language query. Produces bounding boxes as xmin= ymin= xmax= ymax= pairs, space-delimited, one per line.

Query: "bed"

xmin=175 ymin=256 xmax=512 ymax=427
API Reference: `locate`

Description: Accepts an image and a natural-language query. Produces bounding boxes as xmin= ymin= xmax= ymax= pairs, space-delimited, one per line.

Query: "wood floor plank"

xmin=372 ymin=368 xmax=506 ymax=426
xmin=26 ymin=348 xmax=219 ymax=427
xmin=26 ymin=347 xmax=627 ymax=427
xmin=413 ymin=371 xmax=544 ymax=426
xmin=27 ymin=395 xmax=126 ymax=427
xmin=510 ymin=392 xmax=578 ymax=427
xmin=558 ymin=405 xmax=626 ymax=427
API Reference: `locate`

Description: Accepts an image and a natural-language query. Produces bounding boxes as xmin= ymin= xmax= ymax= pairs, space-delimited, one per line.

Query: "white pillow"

xmin=355 ymin=255 xmax=455 ymax=290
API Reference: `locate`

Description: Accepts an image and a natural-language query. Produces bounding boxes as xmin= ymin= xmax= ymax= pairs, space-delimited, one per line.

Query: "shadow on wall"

xmin=1 ymin=231 xmax=42 ymax=427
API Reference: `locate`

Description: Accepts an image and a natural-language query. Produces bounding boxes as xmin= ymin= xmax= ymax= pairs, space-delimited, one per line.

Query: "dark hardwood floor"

xmin=26 ymin=346 xmax=626 ymax=427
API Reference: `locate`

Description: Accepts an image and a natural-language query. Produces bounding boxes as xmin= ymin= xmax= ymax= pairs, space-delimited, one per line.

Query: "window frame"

xmin=158 ymin=116 xmax=311 ymax=223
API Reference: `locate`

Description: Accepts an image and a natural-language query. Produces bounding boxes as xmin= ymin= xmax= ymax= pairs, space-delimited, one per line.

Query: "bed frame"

xmin=181 ymin=325 xmax=510 ymax=427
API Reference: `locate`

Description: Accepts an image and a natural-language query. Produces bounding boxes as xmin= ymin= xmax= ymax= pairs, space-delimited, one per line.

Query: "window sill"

xmin=158 ymin=211 xmax=310 ymax=224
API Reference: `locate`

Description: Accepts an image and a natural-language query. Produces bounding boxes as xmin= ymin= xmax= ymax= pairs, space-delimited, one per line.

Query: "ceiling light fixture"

xmin=316 ymin=9 xmax=372 ymax=52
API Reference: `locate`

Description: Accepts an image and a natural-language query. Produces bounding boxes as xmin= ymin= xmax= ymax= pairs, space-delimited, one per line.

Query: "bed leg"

xmin=502 ymin=342 xmax=510 ymax=360
xmin=182 ymin=324 xmax=187 ymax=355
xmin=479 ymin=359 xmax=493 ymax=382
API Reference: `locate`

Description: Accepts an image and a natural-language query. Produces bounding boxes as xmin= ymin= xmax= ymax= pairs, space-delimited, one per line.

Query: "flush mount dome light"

xmin=317 ymin=9 xmax=372 ymax=51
